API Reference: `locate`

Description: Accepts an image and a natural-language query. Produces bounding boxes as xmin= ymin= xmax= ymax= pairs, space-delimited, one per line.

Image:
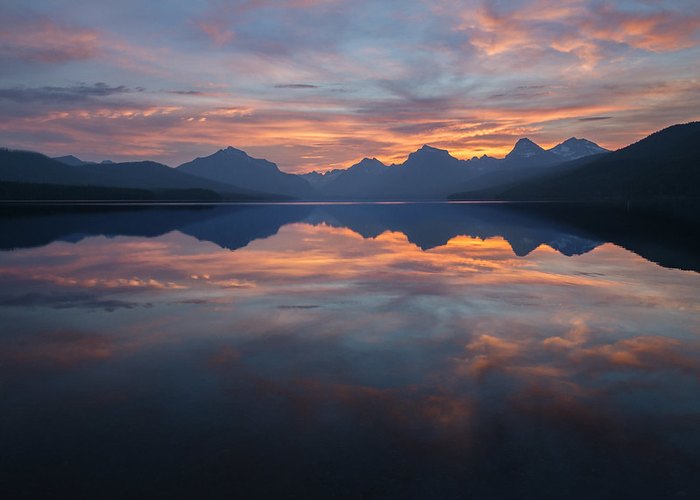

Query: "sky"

xmin=1 ymin=0 xmax=699 ymax=173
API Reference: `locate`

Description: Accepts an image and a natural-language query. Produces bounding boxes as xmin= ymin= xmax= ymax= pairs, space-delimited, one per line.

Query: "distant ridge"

xmin=4 ymin=131 xmax=610 ymax=202
xmin=12 ymin=123 xmax=699 ymax=203
xmin=178 ymin=146 xmax=317 ymax=199
xmin=54 ymin=155 xmax=116 ymax=166
xmin=321 ymin=158 xmax=388 ymax=197
xmin=0 ymin=149 xmax=281 ymax=201
xmin=504 ymin=138 xmax=560 ymax=167
xmin=450 ymin=122 xmax=700 ymax=201
xmin=53 ymin=155 xmax=90 ymax=167
xmin=548 ymin=137 xmax=609 ymax=160
xmin=304 ymin=137 xmax=608 ymax=199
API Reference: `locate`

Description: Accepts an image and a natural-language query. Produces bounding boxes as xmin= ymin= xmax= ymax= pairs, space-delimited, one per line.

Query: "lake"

xmin=1 ymin=202 xmax=699 ymax=499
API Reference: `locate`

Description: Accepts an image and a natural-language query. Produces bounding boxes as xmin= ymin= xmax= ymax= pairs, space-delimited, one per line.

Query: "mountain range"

xmin=450 ymin=122 xmax=700 ymax=201
xmin=301 ymin=136 xmax=611 ymax=199
xmin=0 ymin=149 xmax=284 ymax=201
xmin=0 ymin=122 xmax=697 ymax=202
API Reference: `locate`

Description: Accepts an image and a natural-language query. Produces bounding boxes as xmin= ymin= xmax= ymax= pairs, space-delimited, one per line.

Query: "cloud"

xmin=0 ymin=15 xmax=100 ymax=63
xmin=0 ymin=83 xmax=140 ymax=104
xmin=274 ymin=84 xmax=319 ymax=89
xmin=169 ymin=90 xmax=206 ymax=96
xmin=0 ymin=291 xmax=147 ymax=311
xmin=578 ymin=116 xmax=612 ymax=122
xmin=197 ymin=19 xmax=235 ymax=46
xmin=581 ymin=3 xmax=700 ymax=52
xmin=447 ymin=0 xmax=700 ymax=69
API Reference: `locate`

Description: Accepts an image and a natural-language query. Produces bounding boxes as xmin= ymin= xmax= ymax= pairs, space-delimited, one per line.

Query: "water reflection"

xmin=1 ymin=203 xmax=699 ymax=498
xmin=2 ymin=202 xmax=700 ymax=270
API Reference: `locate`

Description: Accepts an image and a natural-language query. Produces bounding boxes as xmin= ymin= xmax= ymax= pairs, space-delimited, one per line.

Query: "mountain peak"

xmin=347 ymin=157 xmax=386 ymax=175
xmin=179 ymin=146 xmax=284 ymax=176
xmin=418 ymin=144 xmax=447 ymax=153
xmin=54 ymin=155 xmax=89 ymax=166
xmin=549 ymin=137 xmax=609 ymax=160
xmin=506 ymin=138 xmax=546 ymax=160
xmin=356 ymin=157 xmax=385 ymax=167
xmin=513 ymin=137 xmax=542 ymax=149
xmin=409 ymin=145 xmax=453 ymax=161
xmin=177 ymin=146 xmax=317 ymax=198
xmin=58 ymin=154 xmax=82 ymax=162
xmin=219 ymin=146 xmax=249 ymax=157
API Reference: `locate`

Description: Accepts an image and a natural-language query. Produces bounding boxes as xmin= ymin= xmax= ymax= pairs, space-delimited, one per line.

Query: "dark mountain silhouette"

xmin=178 ymin=146 xmax=317 ymax=199
xmin=447 ymin=155 xmax=603 ymax=199
xmin=321 ymin=158 xmax=389 ymax=197
xmin=5 ymin=133 xmax=609 ymax=202
xmin=548 ymin=137 xmax=609 ymax=160
xmin=316 ymin=145 xmax=483 ymax=200
xmin=444 ymin=138 xmax=607 ymax=199
xmin=73 ymin=160 xmax=237 ymax=192
xmin=307 ymin=138 xmax=606 ymax=200
xmin=53 ymin=155 xmax=92 ymax=166
xmin=503 ymin=138 xmax=560 ymax=167
xmin=0 ymin=149 xmax=274 ymax=201
xmin=301 ymin=168 xmax=344 ymax=188
xmin=451 ymin=122 xmax=700 ymax=201
xmin=380 ymin=145 xmax=476 ymax=199
xmin=1 ymin=150 xmax=91 ymax=185
xmin=54 ymin=155 xmax=116 ymax=166
xmin=0 ymin=181 xmax=157 ymax=201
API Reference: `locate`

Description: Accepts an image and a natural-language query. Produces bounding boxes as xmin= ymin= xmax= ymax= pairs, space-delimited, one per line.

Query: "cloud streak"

xmin=0 ymin=83 xmax=140 ymax=103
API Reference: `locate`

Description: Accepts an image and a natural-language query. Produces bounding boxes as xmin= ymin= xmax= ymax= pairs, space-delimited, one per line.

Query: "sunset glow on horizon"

xmin=1 ymin=0 xmax=699 ymax=173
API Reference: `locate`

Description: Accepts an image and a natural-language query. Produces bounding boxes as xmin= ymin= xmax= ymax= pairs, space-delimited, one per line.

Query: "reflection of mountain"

xmin=310 ymin=204 xmax=602 ymax=256
xmin=2 ymin=203 xmax=698 ymax=272
xmin=179 ymin=205 xmax=314 ymax=250
xmin=0 ymin=205 xmax=313 ymax=252
xmin=0 ymin=206 xmax=216 ymax=250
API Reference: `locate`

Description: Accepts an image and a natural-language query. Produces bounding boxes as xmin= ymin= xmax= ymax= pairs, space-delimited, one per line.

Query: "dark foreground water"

xmin=1 ymin=203 xmax=699 ymax=499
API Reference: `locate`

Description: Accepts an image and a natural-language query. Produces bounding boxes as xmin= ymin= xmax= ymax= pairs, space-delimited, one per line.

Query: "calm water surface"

xmin=1 ymin=203 xmax=699 ymax=499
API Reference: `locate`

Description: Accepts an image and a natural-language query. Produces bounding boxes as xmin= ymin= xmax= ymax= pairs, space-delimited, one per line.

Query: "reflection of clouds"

xmin=1 ymin=224 xmax=698 ymax=391
xmin=0 ymin=330 xmax=114 ymax=369
xmin=1 ymin=224 xmax=697 ymax=322
xmin=0 ymin=290 xmax=148 ymax=311
xmin=570 ymin=336 xmax=700 ymax=376
xmin=42 ymin=275 xmax=185 ymax=290
xmin=1 ymin=221 xmax=699 ymax=495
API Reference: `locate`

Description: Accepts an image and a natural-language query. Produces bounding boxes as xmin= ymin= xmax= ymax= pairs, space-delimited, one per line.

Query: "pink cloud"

xmin=197 ymin=20 xmax=235 ymax=46
xmin=0 ymin=17 xmax=100 ymax=63
xmin=452 ymin=0 xmax=700 ymax=69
